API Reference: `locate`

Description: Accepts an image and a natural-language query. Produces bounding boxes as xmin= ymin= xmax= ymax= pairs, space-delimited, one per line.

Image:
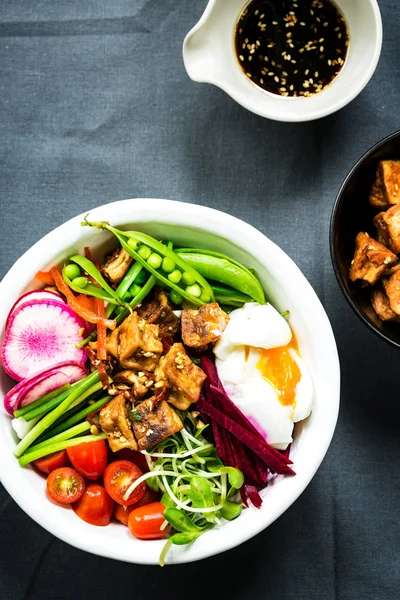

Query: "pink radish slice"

xmin=1 ymin=299 xmax=87 ymax=382
xmin=20 ymin=361 xmax=88 ymax=407
xmin=3 ymin=361 xmax=88 ymax=415
xmin=5 ymin=290 xmax=65 ymax=330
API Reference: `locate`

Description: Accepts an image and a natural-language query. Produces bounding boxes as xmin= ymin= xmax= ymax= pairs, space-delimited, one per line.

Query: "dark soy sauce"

xmin=235 ymin=0 xmax=349 ymax=97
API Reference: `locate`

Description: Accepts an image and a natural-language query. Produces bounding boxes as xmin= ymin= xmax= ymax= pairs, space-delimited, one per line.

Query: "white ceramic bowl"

xmin=183 ymin=0 xmax=382 ymax=122
xmin=0 ymin=199 xmax=340 ymax=564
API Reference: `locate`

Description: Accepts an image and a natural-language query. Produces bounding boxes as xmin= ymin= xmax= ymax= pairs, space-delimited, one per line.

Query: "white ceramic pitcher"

xmin=183 ymin=0 xmax=382 ymax=122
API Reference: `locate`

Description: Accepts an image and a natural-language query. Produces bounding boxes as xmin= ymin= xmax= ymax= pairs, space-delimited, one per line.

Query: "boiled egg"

xmin=214 ymin=303 xmax=313 ymax=450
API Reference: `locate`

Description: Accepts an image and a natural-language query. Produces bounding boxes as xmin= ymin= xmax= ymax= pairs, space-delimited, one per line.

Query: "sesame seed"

xmin=235 ymin=0 xmax=348 ymax=97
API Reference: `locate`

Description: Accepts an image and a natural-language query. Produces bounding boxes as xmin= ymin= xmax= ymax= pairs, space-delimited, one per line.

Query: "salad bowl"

xmin=0 ymin=199 xmax=340 ymax=564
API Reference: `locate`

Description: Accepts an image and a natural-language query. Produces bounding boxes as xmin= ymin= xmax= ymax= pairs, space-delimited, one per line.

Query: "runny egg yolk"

xmin=254 ymin=339 xmax=301 ymax=407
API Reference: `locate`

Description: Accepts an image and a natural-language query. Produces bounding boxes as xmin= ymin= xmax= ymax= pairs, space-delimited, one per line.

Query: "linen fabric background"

xmin=0 ymin=1 xmax=399 ymax=599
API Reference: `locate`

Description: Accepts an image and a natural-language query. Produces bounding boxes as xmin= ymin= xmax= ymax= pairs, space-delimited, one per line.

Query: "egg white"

xmin=214 ymin=303 xmax=313 ymax=450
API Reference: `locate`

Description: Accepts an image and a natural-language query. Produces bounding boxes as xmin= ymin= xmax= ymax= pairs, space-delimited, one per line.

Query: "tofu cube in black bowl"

xmin=330 ymin=131 xmax=400 ymax=349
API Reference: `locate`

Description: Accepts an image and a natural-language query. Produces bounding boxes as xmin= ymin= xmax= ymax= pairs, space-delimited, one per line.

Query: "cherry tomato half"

xmin=113 ymin=448 xmax=149 ymax=472
xmin=128 ymin=502 xmax=167 ymax=540
xmin=67 ymin=439 xmax=108 ymax=480
xmin=46 ymin=467 xmax=85 ymax=504
xmin=72 ymin=483 xmax=114 ymax=526
xmin=34 ymin=450 xmax=69 ymax=474
xmin=104 ymin=460 xmax=146 ymax=506
xmin=114 ymin=487 xmax=160 ymax=526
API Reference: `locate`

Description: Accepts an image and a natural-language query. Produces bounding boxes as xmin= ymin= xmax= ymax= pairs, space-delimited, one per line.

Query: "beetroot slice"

xmin=197 ymin=397 xmax=294 ymax=475
xmin=3 ymin=361 xmax=88 ymax=415
xmin=1 ymin=299 xmax=87 ymax=382
xmin=202 ymin=357 xmax=271 ymax=441
xmin=5 ymin=290 xmax=65 ymax=330
xmin=245 ymin=485 xmax=263 ymax=509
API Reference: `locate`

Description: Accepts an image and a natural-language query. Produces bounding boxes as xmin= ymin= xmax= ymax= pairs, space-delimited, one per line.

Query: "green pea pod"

xmin=175 ymin=247 xmax=256 ymax=278
xmin=212 ymin=284 xmax=253 ymax=307
xmin=106 ymin=261 xmax=143 ymax=318
xmin=113 ymin=231 xmax=205 ymax=307
xmin=114 ymin=273 xmax=157 ymax=325
xmin=76 ymin=273 xmax=157 ymax=348
xmin=176 ymin=252 xmax=265 ymax=304
xmin=62 ymin=269 xmax=119 ymax=305
xmin=211 ymin=284 xmax=253 ymax=304
xmin=81 ymin=219 xmax=214 ymax=305
xmin=69 ymin=255 xmax=121 ymax=302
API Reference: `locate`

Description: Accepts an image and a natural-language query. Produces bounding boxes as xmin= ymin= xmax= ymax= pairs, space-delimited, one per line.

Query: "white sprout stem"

xmin=180 ymin=429 xmax=206 ymax=464
xmin=176 ymin=484 xmax=190 ymax=493
xmin=160 ymin=519 xmax=169 ymax=531
xmin=162 ymin=476 xmax=223 ymax=514
xmin=143 ymin=444 xmax=213 ymax=460
xmin=220 ymin=472 xmax=227 ymax=506
xmin=144 ymin=452 xmax=153 ymax=472
xmin=181 ymin=428 xmax=204 ymax=447
xmin=123 ymin=470 xmax=177 ymax=502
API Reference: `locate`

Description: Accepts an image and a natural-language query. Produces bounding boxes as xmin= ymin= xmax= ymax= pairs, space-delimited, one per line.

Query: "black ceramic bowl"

xmin=330 ymin=131 xmax=400 ymax=349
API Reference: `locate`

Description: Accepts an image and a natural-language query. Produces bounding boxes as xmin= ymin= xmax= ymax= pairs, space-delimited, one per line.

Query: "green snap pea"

xmin=176 ymin=247 xmax=256 ymax=278
xmin=63 ymin=268 xmax=121 ymax=305
xmin=168 ymin=269 xmax=182 ymax=284
xmin=77 ymin=273 xmax=157 ymax=348
xmin=81 ymin=219 xmax=214 ymax=306
xmin=114 ymin=273 xmax=157 ymax=326
xmin=106 ymin=261 xmax=143 ymax=318
xmin=112 ymin=231 xmax=209 ymax=307
xmin=170 ymin=290 xmax=183 ymax=305
xmin=147 ymin=253 xmax=162 ymax=269
xmin=162 ymin=256 xmax=175 ymax=273
xmin=176 ymin=252 xmax=265 ymax=304
xmin=70 ymin=255 xmax=122 ymax=303
xmin=64 ymin=263 xmax=81 ymax=280
xmin=211 ymin=284 xmax=253 ymax=306
xmin=72 ymin=276 xmax=88 ymax=289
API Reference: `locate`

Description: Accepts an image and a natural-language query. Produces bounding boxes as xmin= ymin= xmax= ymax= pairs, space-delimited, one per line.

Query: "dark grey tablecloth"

xmin=1 ymin=1 xmax=399 ymax=598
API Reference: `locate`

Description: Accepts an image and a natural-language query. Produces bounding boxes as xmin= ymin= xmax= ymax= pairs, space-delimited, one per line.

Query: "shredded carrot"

xmin=35 ymin=270 xmax=55 ymax=286
xmin=84 ymin=247 xmax=93 ymax=261
xmin=76 ymin=294 xmax=96 ymax=312
xmin=50 ymin=267 xmax=116 ymax=329
xmin=95 ymin=298 xmax=107 ymax=360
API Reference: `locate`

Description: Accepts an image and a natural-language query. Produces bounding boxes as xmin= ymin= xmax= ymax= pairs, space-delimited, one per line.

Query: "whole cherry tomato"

xmin=34 ymin=450 xmax=69 ymax=474
xmin=128 ymin=502 xmax=167 ymax=540
xmin=104 ymin=460 xmax=146 ymax=506
xmin=114 ymin=487 xmax=160 ymax=526
xmin=46 ymin=467 xmax=85 ymax=504
xmin=67 ymin=439 xmax=108 ymax=480
xmin=72 ymin=483 xmax=114 ymax=526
